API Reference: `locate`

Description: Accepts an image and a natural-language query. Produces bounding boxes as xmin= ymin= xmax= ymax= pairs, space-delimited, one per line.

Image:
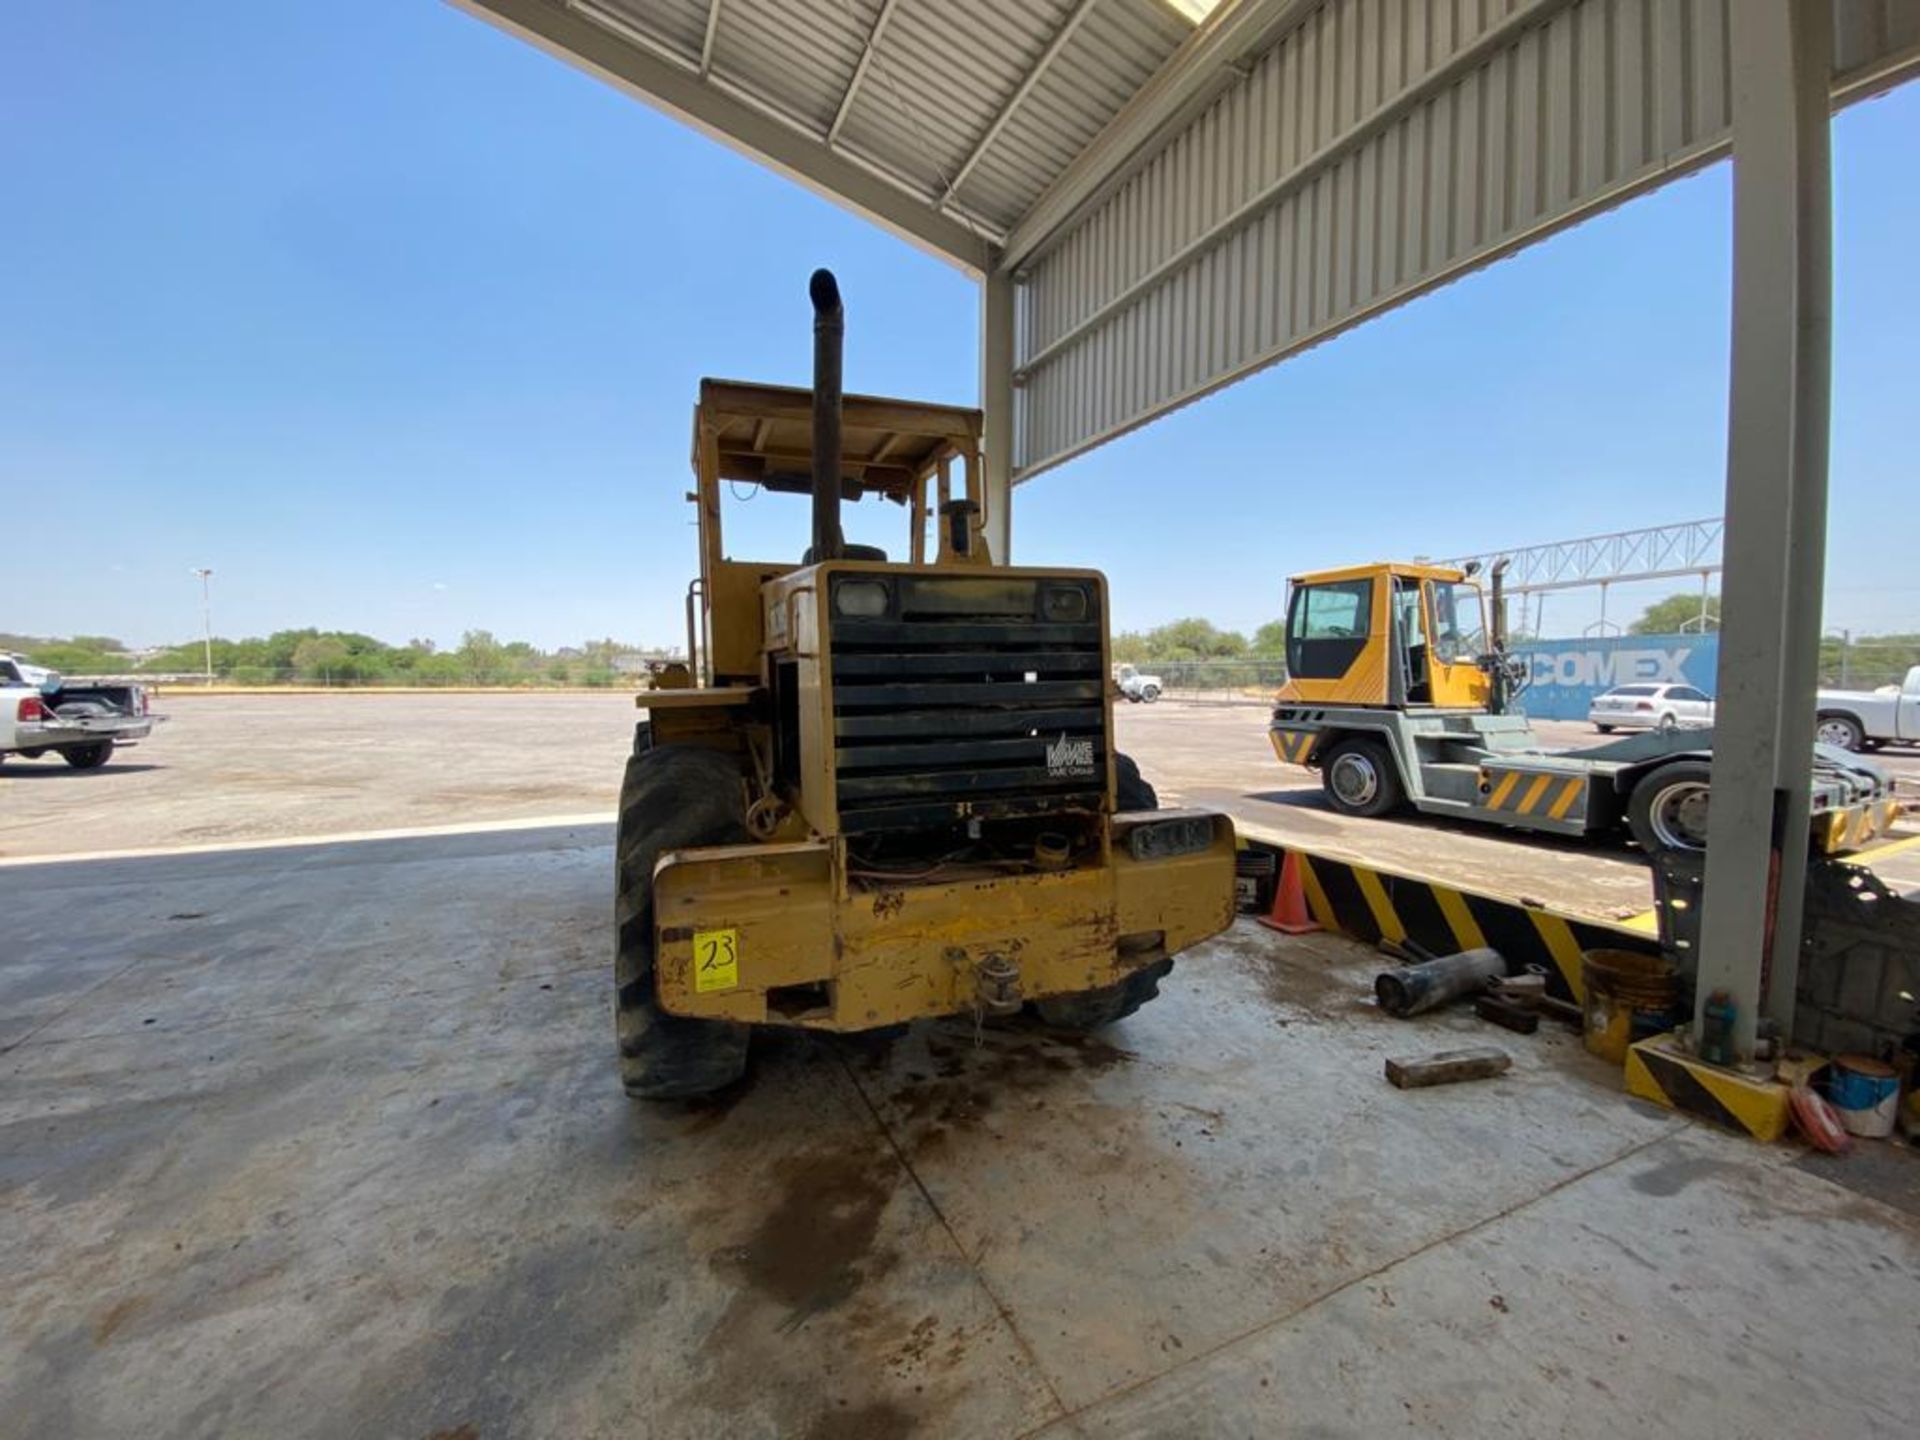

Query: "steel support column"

xmin=980 ymin=269 xmax=1016 ymax=564
xmin=1697 ymin=0 xmax=1833 ymax=1056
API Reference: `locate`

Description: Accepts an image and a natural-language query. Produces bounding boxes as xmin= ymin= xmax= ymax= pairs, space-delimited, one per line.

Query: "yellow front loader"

xmin=615 ymin=271 xmax=1237 ymax=1098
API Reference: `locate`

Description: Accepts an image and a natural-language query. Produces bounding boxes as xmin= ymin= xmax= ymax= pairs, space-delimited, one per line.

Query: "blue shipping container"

xmin=1508 ymin=634 xmax=1719 ymax=721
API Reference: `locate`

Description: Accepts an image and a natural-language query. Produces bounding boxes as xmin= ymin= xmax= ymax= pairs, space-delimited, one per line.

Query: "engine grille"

xmin=828 ymin=577 xmax=1107 ymax=835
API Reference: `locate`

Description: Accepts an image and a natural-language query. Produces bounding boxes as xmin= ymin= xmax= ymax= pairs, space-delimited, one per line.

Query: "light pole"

xmin=190 ymin=568 xmax=214 ymax=684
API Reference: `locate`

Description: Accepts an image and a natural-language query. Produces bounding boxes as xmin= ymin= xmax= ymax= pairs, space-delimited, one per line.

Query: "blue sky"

xmin=3 ymin=2 xmax=1915 ymax=651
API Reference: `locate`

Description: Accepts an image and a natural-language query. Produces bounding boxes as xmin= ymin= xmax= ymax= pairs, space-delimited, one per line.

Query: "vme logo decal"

xmin=1045 ymin=733 xmax=1097 ymax=779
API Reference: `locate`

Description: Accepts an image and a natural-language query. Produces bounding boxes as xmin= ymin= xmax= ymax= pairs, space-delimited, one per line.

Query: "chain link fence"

xmin=1821 ymin=638 xmax=1920 ymax=690
xmin=1122 ymin=659 xmax=1287 ymax=705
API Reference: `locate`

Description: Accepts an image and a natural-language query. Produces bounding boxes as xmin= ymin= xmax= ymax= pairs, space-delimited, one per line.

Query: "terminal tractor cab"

xmin=1269 ymin=562 xmax=1898 ymax=857
xmin=615 ymin=271 xmax=1238 ymax=1099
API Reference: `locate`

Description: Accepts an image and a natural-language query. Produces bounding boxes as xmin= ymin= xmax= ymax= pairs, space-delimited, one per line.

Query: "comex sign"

xmin=1509 ymin=634 xmax=1719 ymax=721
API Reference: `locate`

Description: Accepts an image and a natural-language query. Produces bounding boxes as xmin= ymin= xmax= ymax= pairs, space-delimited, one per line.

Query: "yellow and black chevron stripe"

xmin=1271 ymin=729 xmax=1316 ymax=765
xmin=1264 ymin=843 xmax=1662 ymax=1004
xmin=1622 ymin=1036 xmax=1791 ymax=1142
xmin=1480 ymin=767 xmax=1589 ymax=824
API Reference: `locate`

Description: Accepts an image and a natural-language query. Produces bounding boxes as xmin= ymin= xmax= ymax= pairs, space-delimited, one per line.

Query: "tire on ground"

xmin=60 ymin=741 xmax=114 ymax=770
xmin=1815 ymin=712 xmax=1865 ymax=752
xmin=1626 ymin=759 xmax=1713 ymax=855
xmin=614 ymin=744 xmax=752 ymax=1099
xmin=1319 ymin=736 xmax=1405 ymax=818
xmin=1034 ymin=750 xmax=1166 ymax=1031
xmin=1113 ymin=751 xmax=1157 ymax=811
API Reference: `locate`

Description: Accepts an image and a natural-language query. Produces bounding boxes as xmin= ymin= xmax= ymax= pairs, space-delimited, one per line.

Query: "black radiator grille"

xmin=829 ymin=604 xmax=1108 ymax=835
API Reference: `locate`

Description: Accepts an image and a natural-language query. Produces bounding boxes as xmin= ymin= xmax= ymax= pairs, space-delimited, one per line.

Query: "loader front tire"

xmin=614 ymin=744 xmax=752 ymax=1099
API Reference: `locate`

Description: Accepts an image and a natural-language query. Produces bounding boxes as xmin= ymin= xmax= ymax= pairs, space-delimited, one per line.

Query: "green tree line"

xmin=5 ymin=630 xmax=670 ymax=688
xmin=1110 ymin=617 xmax=1287 ymax=664
xmin=1628 ymin=592 xmax=1917 ymax=688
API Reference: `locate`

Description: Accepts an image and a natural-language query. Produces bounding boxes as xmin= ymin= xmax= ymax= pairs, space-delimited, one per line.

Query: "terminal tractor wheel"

xmin=1032 ymin=753 xmax=1173 ymax=1032
xmin=1318 ymin=737 xmax=1405 ymax=819
xmin=1626 ymin=760 xmax=1713 ymax=856
xmin=614 ymin=744 xmax=752 ymax=1099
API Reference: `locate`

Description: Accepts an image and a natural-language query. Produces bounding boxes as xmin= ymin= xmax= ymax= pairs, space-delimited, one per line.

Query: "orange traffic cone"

xmin=1258 ymin=850 xmax=1321 ymax=934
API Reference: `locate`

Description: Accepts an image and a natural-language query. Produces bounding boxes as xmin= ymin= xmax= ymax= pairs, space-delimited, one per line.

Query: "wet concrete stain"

xmin=1211 ymin=924 xmax=1373 ymax=1019
xmin=89 ymin=1292 xmax=150 ymax=1345
xmin=1629 ymin=1156 xmax=1742 ymax=1198
xmin=804 ymin=1398 xmax=919 ymax=1439
xmin=713 ymin=1149 xmax=902 ymax=1316
xmin=677 ymin=1070 xmax=758 ymax=1135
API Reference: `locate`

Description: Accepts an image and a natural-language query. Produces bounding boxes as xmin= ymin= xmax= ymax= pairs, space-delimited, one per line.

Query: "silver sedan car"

xmin=1589 ymin=683 xmax=1715 ymax=734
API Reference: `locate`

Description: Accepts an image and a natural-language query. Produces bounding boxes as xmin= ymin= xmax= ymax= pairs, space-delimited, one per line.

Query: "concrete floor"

xmin=4 ymin=823 xmax=1917 ymax=1439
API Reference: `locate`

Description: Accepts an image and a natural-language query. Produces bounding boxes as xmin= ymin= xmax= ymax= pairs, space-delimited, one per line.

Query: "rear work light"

xmin=1128 ymin=815 xmax=1214 ymax=861
xmin=17 ymin=695 xmax=48 ymax=722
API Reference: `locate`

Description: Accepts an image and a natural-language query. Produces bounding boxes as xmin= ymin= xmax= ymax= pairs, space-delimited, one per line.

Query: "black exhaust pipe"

xmin=1489 ymin=557 xmax=1510 ymax=650
xmin=809 ymin=268 xmax=846 ymax=564
xmin=1488 ymin=557 xmax=1512 ymax=715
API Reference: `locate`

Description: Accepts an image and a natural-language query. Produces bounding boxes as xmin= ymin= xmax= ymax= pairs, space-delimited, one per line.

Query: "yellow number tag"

xmin=692 ymin=928 xmax=740 ymax=993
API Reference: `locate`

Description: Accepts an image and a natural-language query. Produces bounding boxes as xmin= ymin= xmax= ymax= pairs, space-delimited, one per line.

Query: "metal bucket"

xmin=1581 ymin=948 xmax=1678 ymax=1065
xmin=1828 ymin=1055 xmax=1899 ymax=1138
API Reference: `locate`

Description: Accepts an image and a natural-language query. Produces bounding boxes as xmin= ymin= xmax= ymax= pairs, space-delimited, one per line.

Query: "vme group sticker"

xmin=1045 ymin=732 xmax=1098 ymax=780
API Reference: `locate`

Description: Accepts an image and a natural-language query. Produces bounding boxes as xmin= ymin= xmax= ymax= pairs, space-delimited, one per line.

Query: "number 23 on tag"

xmin=693 ymin=929 xmax=739 ymax=993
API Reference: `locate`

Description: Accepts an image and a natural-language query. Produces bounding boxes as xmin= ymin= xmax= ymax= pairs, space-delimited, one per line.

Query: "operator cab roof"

xmin=1288 ymin=561 xmax=1475 ymax=586
xmin=695 ymin=379 xmax=981 ymax=505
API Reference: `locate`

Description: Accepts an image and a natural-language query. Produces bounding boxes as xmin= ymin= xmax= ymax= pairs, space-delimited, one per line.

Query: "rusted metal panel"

xmin=1013 ymin=0 xmax=1920 ymax=478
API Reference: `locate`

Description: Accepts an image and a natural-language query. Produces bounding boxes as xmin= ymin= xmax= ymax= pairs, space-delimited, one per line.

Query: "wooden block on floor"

xmin=1385 ymin=1048 xmax=1512 ymax=1089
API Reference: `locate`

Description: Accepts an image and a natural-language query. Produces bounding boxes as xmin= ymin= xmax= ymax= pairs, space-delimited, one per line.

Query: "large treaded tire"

xmin=1034 ymin=751 xmax=1167 ymax=1031
xmin=1113 ymin=751 xmax=1157 ymax=810
xmin=614 ymin=745 xmax=752 ymax=1099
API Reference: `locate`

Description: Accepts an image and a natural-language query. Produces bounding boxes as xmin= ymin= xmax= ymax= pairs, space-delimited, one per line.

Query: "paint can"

xmin=1827 ymin=1055 xmax=1900 ymax=1138
xmin=1235 ymin=848 xmax=1277 ymax=913
xmin=1580 ymin=949 xmax=1678 ymax=1066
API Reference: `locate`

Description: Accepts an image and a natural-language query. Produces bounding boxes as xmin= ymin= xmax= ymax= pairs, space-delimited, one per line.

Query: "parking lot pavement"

xmin=0 ymin=692 xmax=639 ymax=861
xmin=5 ymin=825 xmax=1916 ymax=1438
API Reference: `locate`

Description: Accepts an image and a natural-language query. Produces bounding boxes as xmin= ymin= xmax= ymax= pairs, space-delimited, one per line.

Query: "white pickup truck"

xmin=1816 ymin=665 xmax=1920 ymax=752
xmin=0 ymin=654 xmax=160 ymax=769
xmin=1114 ymin=663 xmax=1163 ymax=703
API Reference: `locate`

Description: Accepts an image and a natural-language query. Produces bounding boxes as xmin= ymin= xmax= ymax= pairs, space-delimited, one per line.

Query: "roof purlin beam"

xmin=699 ymin=0 xmax=722 ymax=75
xmin=1001 ymin=0 xmax=1317 ymax=269
xmin=940 ymin=0 xmax=1099 ymax=210
xmin=452 ymin=0 xmax=993 ymax=276
xmin=828 ymin=0 xmax=905 ymax=146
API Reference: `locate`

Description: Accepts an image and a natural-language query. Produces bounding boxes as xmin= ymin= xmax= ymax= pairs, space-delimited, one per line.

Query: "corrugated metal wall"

xmin=1012 ymin=0 xmax=1920 ymax=478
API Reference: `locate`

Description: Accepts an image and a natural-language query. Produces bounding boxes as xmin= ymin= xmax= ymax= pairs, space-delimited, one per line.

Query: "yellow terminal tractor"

xmin=1269 ymin=560 xmax=1900 ymax=857
xmin=616 ymin=271 xmax=1238 ymax=1098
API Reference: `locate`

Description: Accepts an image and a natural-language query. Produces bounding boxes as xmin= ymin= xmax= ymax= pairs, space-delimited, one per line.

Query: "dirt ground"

xmin=0 ymin=692 xmax=638 ymax=857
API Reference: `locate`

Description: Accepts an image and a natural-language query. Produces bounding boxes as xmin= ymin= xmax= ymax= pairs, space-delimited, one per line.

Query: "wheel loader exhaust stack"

xmin=610 ymin=272 xmax=1239 ymax=1099
xmin=808 ymin=267 xmax=845 ymax=564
